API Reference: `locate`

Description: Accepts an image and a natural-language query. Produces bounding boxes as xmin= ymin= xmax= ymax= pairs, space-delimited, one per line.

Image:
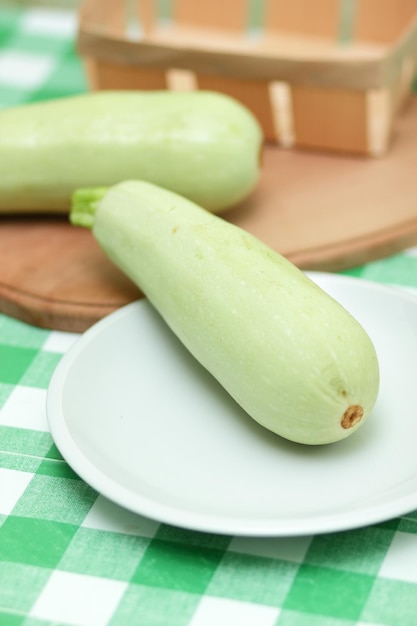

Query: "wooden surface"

xmin=2 ymin=97 xmax=417 ymax=333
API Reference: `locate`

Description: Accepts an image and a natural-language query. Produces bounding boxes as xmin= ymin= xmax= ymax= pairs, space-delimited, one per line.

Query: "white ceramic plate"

xmin=47 ymin=272 xmax=417 ymax=536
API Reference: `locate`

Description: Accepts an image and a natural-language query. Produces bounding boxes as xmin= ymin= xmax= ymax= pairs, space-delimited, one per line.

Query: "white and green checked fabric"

xmin=0 ymin=3 xmax=85 ymax=109
xmin=2 ymin=5 xmax=417 ymax=626
xmin=2 ymin=313 xmax=417 ymax=626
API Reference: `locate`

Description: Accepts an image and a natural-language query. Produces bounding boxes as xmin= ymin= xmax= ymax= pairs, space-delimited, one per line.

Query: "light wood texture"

xmin=0 ymin=217 xmax=140 ymax=332
xmin=79 ymin=0 xmax=126 ymax=37
xmin=195 ymin=74 xmax=277 ymax=140
xmin=173 ymin=0 xmax=248 ymax=31
xmin=87 ymin=60 xmax=167 ymax=89
xmin=291 ymin=86 xmax=369 ymax=153
xmin=264 ymin=0 xmax=340 ymax=38
xmin=355 ymin=0 xmax=417 ymax=43
xmin=227 ymin=98 xmax=417 ymax=269
xmin=2 ymin=98 xmax=417 ymax=332
xmin=134 ymin=0 xmax=156 ymax=36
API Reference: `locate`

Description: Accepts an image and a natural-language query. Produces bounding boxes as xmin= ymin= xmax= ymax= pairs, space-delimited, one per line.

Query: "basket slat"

xmin=88 ymin=60 xmax=167 ymax=89
xmin=195 ymin=73 xmax=277 ymax=140
xmin=264 ymin=0 xmax=340 ymax=38
xmin=291 ymin=86 xmax=369 ymax=154
xmin=366 ymin=88 xmax=392 ymax=155
xmin=393 ymin=55 xmax=416 ymax=112
xmin=173 ymin=0 xmax=249 ymax=32
xmin=135 ymin=0 xmax=157 ymax=35
xmin=81 ymin=0 xmax=126 ymax=36
xmin=355 ymin=0 xmax=417 ymax=43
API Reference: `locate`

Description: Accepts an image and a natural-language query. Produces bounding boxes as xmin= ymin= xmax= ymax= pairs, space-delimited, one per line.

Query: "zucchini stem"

xmin=70 ymin=187 xmax=108 ymax=228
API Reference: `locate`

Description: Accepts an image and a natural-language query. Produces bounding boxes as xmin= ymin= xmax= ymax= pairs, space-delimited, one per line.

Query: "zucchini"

xmin=0 ymin=90 xmax=262 ymax=214
xmin=71 ymin=180 xmax=379 ymax=445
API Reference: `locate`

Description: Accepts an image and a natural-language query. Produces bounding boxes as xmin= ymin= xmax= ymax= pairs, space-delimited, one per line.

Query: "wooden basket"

xmin=77 ymin=0 xmax=417 ymax=156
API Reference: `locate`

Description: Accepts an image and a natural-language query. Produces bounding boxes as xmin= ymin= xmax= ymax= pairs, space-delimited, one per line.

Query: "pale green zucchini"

xmin=0 ymin=90 xmax=262 ymax=214
xmin=71 ymin=180 xmax=379 ymax=445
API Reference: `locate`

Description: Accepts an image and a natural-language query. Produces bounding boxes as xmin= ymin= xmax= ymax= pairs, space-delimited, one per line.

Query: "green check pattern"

xmin=0 ymin=3 xmax=86 ymax=108
xmin=2 ymin=5 xmax=417 ymax=626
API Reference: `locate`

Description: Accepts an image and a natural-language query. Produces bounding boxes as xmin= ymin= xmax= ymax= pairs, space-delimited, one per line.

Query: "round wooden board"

xmin=2 ymin=98 xmax=417 ymax=332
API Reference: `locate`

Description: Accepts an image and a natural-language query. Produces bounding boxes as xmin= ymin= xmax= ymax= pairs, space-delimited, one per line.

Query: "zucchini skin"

xmin=71 ymin=181 xmax=380 ymax=445
xmin=0 ymin=91 xmax=262 ymax=214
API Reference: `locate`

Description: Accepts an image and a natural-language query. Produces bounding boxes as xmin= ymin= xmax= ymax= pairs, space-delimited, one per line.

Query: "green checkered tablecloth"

xmin=2 ymin=5 xmax=417 ymax=626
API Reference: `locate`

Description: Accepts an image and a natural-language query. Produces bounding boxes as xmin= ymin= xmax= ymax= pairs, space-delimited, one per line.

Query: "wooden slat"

xmin=264 ymin=0 xmax=340 ymax=39
xmin=135 ymin=0 xmax=157 ymax=36
xmin=354 ymin=0 xmax=417 ymax=43
xmin=196 ymin=74 xmax=276 ymax=140
xmin=291 ymin=86 xmax=369 ymax=154
xmin=173 ymin=0 xmax=249 ymax=31
xmin=269 ymin=81 xmax=295 ymax=147
xmin=78 ymin=0 xmax=102 ymax=26
xmin=166 ymin=68 xmax=197 ymax=91
xmin=392 ymin=55 xmax=416 ymax=112
xmin=85 ymin=60 xmax=167 ymax=90
xmin=91 ymin=0 xmax=126 ymax=36
xmin=366 ymin=88 xmax=393 ymax=156
xmin=82 ymin=56 xmax=101 ymax=90
xmin=76 ymin=29 xmax=389 ymax=90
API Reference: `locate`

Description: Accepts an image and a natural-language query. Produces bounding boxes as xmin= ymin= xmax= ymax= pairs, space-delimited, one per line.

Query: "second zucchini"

xmin=0 ymin=90 xmax=262 ymax=214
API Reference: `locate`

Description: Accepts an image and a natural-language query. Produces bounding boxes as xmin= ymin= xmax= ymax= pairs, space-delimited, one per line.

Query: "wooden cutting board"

xmin=2 ymin=98 xmax=417 ymax=333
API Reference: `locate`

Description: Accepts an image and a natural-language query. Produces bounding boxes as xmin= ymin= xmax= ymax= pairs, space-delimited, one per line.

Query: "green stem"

xmin=69 ymin=187 xmax=108 ymax=228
